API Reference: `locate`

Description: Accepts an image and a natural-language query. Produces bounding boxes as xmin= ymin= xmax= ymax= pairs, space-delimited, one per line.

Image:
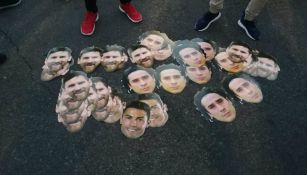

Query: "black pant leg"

xmin=85 ymin=0 xmax=98 ymax=13
xmin=120 ymin=0 xmax=132 ymax=4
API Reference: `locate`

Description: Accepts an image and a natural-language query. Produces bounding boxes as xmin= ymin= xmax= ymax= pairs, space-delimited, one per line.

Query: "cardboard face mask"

xmin=77 ymin=46 xmax=103 ymax=73
xmin=87 ymin=86 xmax=99 ymax=112
xmin=41 ymin=47 xmax=73 ymax=81
xmin=120 ymin=101 xmax=150 ymax=139
xmin=214 ymin=52 xmax=244 ymax=73
xmin=57 ymin=100 xmax=90 ymax=133
xmin=185 ymin=65 xmax=212 ymax=84
xmin=256 ymin=56 xmax=280 ymax=80
xmin=225 ymin=42 xmax=252 ymax=63
xmin=123 ymin=66 xmax=156 ymax=94
xmin=63 ymin=75 xmax=91 ymax=101
xmin=139 ymin=93 xmax=168 ymax=128
xmin=156 ymin=64 xmax=187 ymax=94
xmin=194 ymin=88 xmax=236 ymax=123
xmin=139 ymin=31 xmax=174 ymax=61
xmin=223 ymin=74 xmax=263 ymax=104
xmin=173 ymin=40 xmax=206 ymax=67
xmin=128 ymin=45 xmax=154 ymax=68
xmin=90 ymin=77 xmax=112 ymax=109
xmin=191 ymin=38 xmax=218 ymax=61
xmin=228 ymin=77 xmax=263 ymax=103
xmin=101 ymin=44 xmax=128 ymax=72
xmin=104 ymin=96 xmax=126 ymax=124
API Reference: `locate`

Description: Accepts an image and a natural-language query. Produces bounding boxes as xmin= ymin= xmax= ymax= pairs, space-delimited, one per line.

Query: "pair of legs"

xmin=85 ymin=0 xmax=131 ymax=13
xmin=209 ymin=0 xmax=268 ymax=21
xmin=195 ymin=0 xmax=268 ymax=40
xmin=81 ymin=0 xmax=142 ymax=35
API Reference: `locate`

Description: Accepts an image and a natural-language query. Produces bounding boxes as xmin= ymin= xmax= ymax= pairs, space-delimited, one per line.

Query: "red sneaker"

xmin=81 ymin=12 xmax=99 ymax=36
xmin=119 ymin=3 xmax=142 ymax=23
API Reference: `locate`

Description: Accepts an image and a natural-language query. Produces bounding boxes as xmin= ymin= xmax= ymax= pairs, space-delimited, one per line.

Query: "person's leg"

xmin=194 ymin=0 xmax=223 ymax=31
xmin=81 ymin=0 xmax=99 ymax=36
xmin=209 ymin=0 xmax=224 ymax=14
xmin=119 ymin=0 xmax=142 ymax=23
xmin=119 ymin=0 xmax=131 ymax=3
xmin=85 ymin=0 xmax=98 ymax=13
xmin=244 ymin=0 xmax=268 ymax=21
xmin=238 ymin=0 xmax=268 ymax=40
xmin=0 ymin=0 xmax=22 ymax=10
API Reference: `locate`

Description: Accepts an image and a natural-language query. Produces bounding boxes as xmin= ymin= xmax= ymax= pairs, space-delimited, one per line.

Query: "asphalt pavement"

xmin=0 ymin=0 xmax=307 ymax=174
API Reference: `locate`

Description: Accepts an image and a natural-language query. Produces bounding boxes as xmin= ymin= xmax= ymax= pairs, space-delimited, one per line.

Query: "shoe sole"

xmin=118 ymin=5 xmax=142 ymax=23
xmin=0 ymin=0 xmax=22 ymax=10
xmin=196 ymin=12 xmax=221 ymax=31
xmin=238 ymin=20 xmax=257 ymax=40
xmin=81 ymin=14 xmax=99 ymax=36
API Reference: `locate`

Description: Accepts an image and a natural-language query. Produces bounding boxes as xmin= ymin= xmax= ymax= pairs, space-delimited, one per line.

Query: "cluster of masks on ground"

xmin=40 ymin=30 xmax=280 ymax=139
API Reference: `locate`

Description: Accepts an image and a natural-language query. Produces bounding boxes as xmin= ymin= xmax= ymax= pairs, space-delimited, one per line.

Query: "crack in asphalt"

xmin=0 ymin=29 xmax=57 ymax=96
xmin=0 ymin=28 xmax=33 ymax=77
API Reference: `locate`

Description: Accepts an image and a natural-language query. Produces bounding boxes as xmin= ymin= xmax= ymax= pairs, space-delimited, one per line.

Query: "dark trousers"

xmin=85 ymin=0 xmax=132 ymax=13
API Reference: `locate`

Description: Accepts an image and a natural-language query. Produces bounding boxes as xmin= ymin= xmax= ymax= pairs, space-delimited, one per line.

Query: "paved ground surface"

xmin=0 ymin=0 xmax=307 ymax=174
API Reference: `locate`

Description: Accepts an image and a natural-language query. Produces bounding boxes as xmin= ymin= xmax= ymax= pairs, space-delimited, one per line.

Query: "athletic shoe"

xmin=119 ymin=3 xmax=142 ymax=23
xmin=81 ymin=12 xmax=99 ymax=36
xmin=194 ymin=12 xmax=221 ymax=31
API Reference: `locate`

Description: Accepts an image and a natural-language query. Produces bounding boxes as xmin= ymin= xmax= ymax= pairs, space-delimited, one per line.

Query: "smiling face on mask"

xmin=130 ymin=47 xmax=154 ymax=68
xmin=45 ymin=51 xmax=71 ymax=71
xmin=101 ymin=50 xmax=126 ymax=72
xmin=78 ymin=51 xmax=102 ymax=73
xmin=64 ymin=75 xmax=91 ymax=101
xmin=120 ymin=107 xmax=149 ymax=139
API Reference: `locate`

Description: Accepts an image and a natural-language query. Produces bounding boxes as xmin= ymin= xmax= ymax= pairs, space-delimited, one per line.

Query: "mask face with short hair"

xmin=130 ymin=48 xmax=154 ymax=68
xmin=120 ymin=107 xmax=149 ymax=139
xmin=197 ymin=42 xmax=216 ymax=61
xmin=57 ymin=100 xmax=90 ymax=133
xmin=159 ymin=69 xmax=187 ymax=94
xmin=179 ymin=47 xmax=206 ymax=67
xmin=201 ymin=93 xmax=236 ymax=122
xmin=141 ymin=34 xmax=165 ymax=51
xmin=215 ymin=52 xmax=244 ymax=73
xmin=256 ymin=57 xmax=280 ymax=80
xmin=140 ymin=99 xmax=168 ymax=127
xmin=101 ymin=51 xmax=127 ymax=72
xmin=41 ymin=50 xmax=72 ymax=81
xmin=94 ymin=81 xmax=111 ymax=109
xmin=78 ymin=51 xmax=102 ymax=73
xmin=64 ymin=76 xmax=91 ymax=101
xmin=226 ymin=45 xmax=251 ymax=63
xmin=45 ymin=51 xmax=71 ymax=71
xmin=228 ymin=78 xmax=263 ymax=103
xmin=127 ymin=70 xmax=156 ymax=94
xmin=186 ymin=65 xmax=212 ymax=84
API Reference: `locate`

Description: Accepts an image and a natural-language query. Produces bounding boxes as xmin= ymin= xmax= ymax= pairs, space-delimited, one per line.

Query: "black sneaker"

xmin=195 ymin=12 xmax=221 ymax=31
xmin=238 ymin=13 xmax=260 ymax=40
xmin=0 ymin=0 xmax=22 ymax=10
